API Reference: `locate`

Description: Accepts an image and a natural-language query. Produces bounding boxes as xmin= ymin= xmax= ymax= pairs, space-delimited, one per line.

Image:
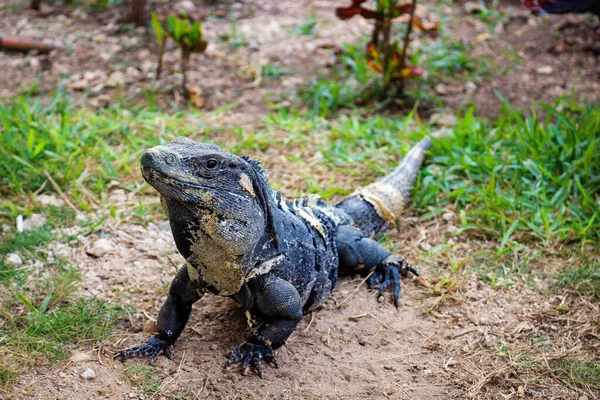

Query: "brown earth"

xmin=1 ymin=0 xmax=599 ymax=117
xmin=1 ymin=0 xmax=599 ymax=399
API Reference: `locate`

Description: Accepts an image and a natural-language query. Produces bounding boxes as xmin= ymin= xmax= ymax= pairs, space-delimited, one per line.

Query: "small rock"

xmin=59 ymin=372 xmax=68 ymax=378
xmin=2 ymin=224 xmax=12 ymax=233
xmin=92 ymin=34 xmax=106 ymax=43
xmin=464 ymin=1 xmax=482 ymax=13
xmin=434 ymin=83 xmax=449 ymax=95
xmin=6 ymin=253 xmax=23 ymax=267
xmin=71 ymin=351 xmax=93 ymax=363
xmin=108 ymin=189 xmax=127 ymax=204
xmin=37 ymin=194 xmax=65 ymax=207
xmin=125 ymin=66 xmax=141 ymax=79
xmin=442 ymin=212 xmax=455 ymax=221
xmin=158 ymin=220 xmax=171 ymax=231
xmin=465 ymin=81 xmax=477 ymax=95
xmin=29 ymin=57 xmax=41 ymax=73
xmin=177 ymin=0 xmax=196 ymax=12
xmin=446 ymin=224 xmax=458 ymax=233
xmin=143 ymin=320 xmax=158 ymax=333
xmin=430 ymin=113 xmax=457 ymax=127
xmin=86 ymin=238 xmax=114 ymax=258
xmin=80 ymin=368 xmax=96 ymax=380
xmin=536 ymin=66 xmax=553 ymax=75
xmin=579 ymin=396 xmax=589 ymax=400
xmin=419 ymin=242 xmax=432 ymax=252
xmin=23 ymin=214 xmax=47 ymax=231
xmin=106 ymin=71 xmax=126 ymax=87
xmin=422 ymin=369 xmax=433 ymax=375
xmin=137 ymin=49 xmax=151 ymax=60
xmin=16 ymin=215 xmax=24 ymax=232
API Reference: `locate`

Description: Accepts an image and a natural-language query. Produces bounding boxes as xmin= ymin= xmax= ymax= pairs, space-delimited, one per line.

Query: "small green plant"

xmin=151 ymin=12 xmax=167 ymax=79
xmin=336 ymin=0 xmax=437 ymax=93
xmin=151 ymin=13 xmax=208 ymax=99
xmin=298 ymin=11 xmax=318 ymax=36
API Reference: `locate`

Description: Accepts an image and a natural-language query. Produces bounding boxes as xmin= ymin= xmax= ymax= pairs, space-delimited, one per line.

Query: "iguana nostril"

xmin=141 ymin=150 xmax=156 ymax=168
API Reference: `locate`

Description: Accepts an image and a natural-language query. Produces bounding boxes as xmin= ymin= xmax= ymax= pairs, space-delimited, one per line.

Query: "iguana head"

xmin=141 ymin=137 xmax=279 ymax=295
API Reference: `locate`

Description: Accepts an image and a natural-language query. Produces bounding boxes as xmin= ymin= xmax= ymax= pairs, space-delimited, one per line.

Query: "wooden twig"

xmin=398 ymin=0 xmax=417 ymax=90
xmin=42 ymin=170 xmax=79 ymax=213
xmin=337 ymin=271 xmax=373 ymax=308
xmin=0 ymin=36 xmax=64 ymax=53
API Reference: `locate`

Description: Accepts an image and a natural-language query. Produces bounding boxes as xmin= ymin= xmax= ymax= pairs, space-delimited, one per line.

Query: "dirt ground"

xmin=1 ymin=0 xmax=599 ymax=399
xmin=1 ymin=0 xmax=599 ymax=116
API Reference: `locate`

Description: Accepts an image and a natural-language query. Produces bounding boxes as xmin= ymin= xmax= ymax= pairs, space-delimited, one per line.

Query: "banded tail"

xmin=335 ymin=136 xmax=432 ymax=238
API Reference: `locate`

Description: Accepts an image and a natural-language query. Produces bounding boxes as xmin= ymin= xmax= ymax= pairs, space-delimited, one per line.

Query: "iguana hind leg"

xmin=336 ymin=225 xmax=418 ymax=306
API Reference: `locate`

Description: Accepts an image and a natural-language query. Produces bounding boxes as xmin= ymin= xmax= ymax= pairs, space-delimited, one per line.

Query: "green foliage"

xmin=123 ymin=364 xmax=162 ymax=395
xmin=0 ymin=91 xmax=208 ymax=219
xmin=0 ymin=297 xmax=127 ymax=389
xmin=297 ymin=12 xmax=318 ymax=36
xmin=554 ymin=256 xmax=600 ymax=299
xmin=165 ymin=15 xmax=207 ymax=53
xmin=335 ymin=0 xmax=435 ymax=92
xmin=151 ymin=12 xmax=166 ymax=45
xmin=416 ymin=98 xmax=600 ymax=243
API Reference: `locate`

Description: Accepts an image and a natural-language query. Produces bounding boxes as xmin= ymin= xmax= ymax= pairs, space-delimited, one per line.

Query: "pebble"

xmin=429 ymin=113 xmax=457 ymax=127
xmin=86 ymin=238 xmax=114 ymax=258
xmin=158 ymin=220 xmax=171 ymax=232
xmin=106 ymin=71 xmax=126 ymax=87
xmin=2 ymin=224 xmax=11 ymax=233
xmin=59 ymin=372 xmax=68 ymax=378
xmin=434 ymin=83 xmax=450 ymax=95
xmin=6 ymin=253 xmax=23 ymax=266
xmin=37 ymin=194 xmax=65 ymax=207
xmin=442 ymin=212 xmax=455 ymax=221
xmin=23 ymin=214 xmax=47 ymax=231
xmin=536 ymin=66 xmax=553 ymax=75
xmin=79 ymin=368 xmax=96 ymax=380
xmin=419 ymin=242 xmax=432 ymax=251
xmin=463 ymin=1 xmax=483 ymax=13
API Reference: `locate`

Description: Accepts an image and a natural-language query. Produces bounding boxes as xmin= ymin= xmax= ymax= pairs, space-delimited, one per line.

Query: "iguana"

xmin=117 ymin=136 xmax=432 ymax=377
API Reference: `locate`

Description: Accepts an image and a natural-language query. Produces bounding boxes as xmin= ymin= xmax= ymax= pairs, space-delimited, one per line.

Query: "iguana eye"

xmin=205 ymin=159 xmax=220 ymax=170
xmin=165 ymin=154 xmax=176 ymax=165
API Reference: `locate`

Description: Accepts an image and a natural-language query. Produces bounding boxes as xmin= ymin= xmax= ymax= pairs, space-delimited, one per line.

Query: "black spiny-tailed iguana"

xmin=117 ymin=136 xmax=432 ymax=377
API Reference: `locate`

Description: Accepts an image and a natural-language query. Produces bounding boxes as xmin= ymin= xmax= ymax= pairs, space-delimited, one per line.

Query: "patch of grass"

xmin=554 ymin=257 xmax=600 ymax=299
xmin=412 ymin=38 xmax=489 ymax=80
xmin=261 ymin=64 xmax=293 ymax=79
xmin=549 ymin=358 xmax=600 ymax=391
xmin=297 ymin=12 xmax=318 ymax=36
xmin=0 ymin=91 xmax=222 ymax=222
xmin=416 ymin=98 xmax=600 ymax=243
xmin=0 ymin=216 xmax=127 ymax=390
xmin=123 ymin=364 xmax=162 ymax=395
xmin=0 ymin=297 xmax=127 ymax=390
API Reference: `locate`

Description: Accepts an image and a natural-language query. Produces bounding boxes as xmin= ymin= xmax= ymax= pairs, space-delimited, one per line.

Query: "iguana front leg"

xmin=227 ymin=274 xmax=303 ymax=377
xmin=117 ymin=264 xmax=201 ymax=361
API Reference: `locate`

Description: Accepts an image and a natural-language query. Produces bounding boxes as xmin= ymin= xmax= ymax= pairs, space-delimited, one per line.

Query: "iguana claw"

xmin=116 ymin=335 xmax=174 ymax=362
xmin=369 ymin=256 xmax=418 ymax=307
xmin=225 ymin=343 xmax=277 ymax=378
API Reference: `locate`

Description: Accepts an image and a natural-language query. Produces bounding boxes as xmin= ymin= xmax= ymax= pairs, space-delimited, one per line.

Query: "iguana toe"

xmin=116 ymin=335 xmax=174 ymax=362
xmin=226 ymin=342 xmax=276 ymax=378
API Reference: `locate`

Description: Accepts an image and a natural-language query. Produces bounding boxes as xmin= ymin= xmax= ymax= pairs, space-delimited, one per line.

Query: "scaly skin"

xmin=117 ymin=136 xmax=432 ymax=377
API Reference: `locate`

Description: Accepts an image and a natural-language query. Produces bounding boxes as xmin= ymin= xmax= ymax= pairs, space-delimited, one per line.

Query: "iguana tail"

xmin=335 ymin=136 xmax=432 ymax=238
